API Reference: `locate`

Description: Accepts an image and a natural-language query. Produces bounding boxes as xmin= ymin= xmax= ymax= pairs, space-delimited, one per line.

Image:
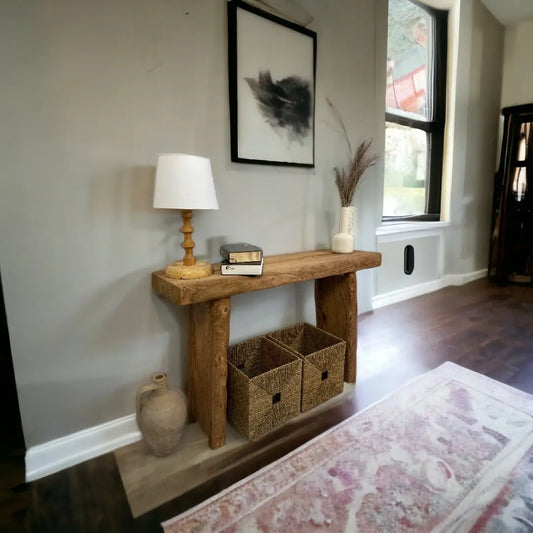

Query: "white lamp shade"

xmin=153 ymin=153 xmax=219 ymax=210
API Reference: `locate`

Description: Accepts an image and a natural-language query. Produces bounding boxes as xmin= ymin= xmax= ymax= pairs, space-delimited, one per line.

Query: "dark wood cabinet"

xmin=489 ymin=103 xmax=533 ymax=284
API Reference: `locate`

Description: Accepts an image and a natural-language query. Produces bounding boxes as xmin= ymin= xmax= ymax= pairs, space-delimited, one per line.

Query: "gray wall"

xmin=443 ymin=0 xmax=504 ymax=275
xmin=501 ymin=18 xmax=533 ymax=107
xmin=0 ymin=0 xmax=511 ymax=450
xmin=0 ymin=0 xmax=382 ymax=448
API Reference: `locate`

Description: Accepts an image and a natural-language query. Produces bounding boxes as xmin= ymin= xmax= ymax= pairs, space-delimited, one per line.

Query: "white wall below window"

xmin=376 ymin=230 xmax=443 ymax=295
xmin=374 ymin=223 xmax=487 ymax=309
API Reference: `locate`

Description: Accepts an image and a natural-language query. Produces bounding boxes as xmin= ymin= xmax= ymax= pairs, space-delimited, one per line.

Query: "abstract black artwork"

xmin=228 ymin=0 xmax=317 ymax=167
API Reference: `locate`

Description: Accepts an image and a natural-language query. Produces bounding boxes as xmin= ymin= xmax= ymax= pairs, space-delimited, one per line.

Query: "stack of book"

xmin=220 ymin=243 xmax=263 ymax=276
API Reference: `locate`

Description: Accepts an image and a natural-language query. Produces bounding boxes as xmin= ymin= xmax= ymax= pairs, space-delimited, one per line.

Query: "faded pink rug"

xmin=162 ymin=362 xmax=533 ymax=532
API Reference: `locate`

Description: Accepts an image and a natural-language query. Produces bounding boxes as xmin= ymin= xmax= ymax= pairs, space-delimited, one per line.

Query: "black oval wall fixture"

xmin=404 ymin=245 xmax=415 ymax=275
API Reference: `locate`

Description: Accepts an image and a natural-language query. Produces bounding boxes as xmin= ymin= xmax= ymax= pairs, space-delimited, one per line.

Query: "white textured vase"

xmin=332 ymin=206 xmax=355 ymax=254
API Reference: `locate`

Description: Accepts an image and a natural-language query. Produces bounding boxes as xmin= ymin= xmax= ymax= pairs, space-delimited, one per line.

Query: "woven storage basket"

xmin=227 ymin=336 xmax=302 ymax=439
xmin=267 ymin=323 xmax=346 ymax=412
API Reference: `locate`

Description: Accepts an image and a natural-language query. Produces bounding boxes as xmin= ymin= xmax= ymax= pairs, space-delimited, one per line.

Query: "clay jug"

xmin=136 ymin=373 xmax=187 ymax=457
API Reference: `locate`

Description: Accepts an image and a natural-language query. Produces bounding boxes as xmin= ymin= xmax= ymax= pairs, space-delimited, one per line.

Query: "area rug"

xmin=162 ymin=362 xmax=533 ymax=532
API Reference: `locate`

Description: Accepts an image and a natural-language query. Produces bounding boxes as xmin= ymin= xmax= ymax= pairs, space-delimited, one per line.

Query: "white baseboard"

xmin=372 ymin=269 xmax=488 ymax=310
xmin=442 ymin=269 xmax=488 ymax=286
xmin=25 ymin=414 xmax=141 ymax=482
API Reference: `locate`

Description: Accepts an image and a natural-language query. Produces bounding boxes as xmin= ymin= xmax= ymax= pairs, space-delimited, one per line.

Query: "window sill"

xmin=376 ymin=220 xmax=450 ymax=236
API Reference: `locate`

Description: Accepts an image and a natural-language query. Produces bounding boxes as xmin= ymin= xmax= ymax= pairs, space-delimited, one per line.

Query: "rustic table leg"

xmin=187 ymin=297 xmax=231 ymax=449
xmin=315 ymin=273 xmax=358 ymax=383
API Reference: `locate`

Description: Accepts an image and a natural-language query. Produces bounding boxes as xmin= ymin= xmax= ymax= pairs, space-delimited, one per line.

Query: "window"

xmin=383 ymin=0 xmax=447 ymax=221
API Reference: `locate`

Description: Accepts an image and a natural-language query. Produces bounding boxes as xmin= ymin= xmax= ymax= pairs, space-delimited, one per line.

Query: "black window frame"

xmin=383 ymin=0 xmax=448 ymax=222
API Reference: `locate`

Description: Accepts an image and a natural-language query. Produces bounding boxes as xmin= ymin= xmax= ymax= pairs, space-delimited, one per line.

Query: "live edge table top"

xmin=152 ymin=249 xmax=382 ymax=306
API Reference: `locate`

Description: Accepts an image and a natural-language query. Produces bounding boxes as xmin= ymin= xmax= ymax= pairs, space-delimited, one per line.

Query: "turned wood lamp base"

xmin=165 ymin=261 xmax=213 ymax=279
xmin=165 ymin=209 xmax=213 ymax=280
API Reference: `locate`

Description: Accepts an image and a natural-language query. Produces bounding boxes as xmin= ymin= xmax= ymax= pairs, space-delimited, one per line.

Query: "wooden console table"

xmin=152 ymin=249 xmax=381 ymax=449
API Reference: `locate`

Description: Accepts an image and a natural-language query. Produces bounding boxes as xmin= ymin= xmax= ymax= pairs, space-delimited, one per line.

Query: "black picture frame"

xmin=228 ymin=0 xmax=317 ymax=167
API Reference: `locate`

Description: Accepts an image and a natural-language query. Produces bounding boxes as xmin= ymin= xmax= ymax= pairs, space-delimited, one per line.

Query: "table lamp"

xmin=154 ymin=153 xmax=219 ymax=279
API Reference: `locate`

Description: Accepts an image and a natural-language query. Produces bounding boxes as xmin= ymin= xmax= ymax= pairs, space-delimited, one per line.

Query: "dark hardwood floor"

xmin=1 ymin=278 xmax=532 ymax=532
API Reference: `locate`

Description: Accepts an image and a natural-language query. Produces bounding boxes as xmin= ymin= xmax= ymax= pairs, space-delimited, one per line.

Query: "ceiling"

xmin=481 ymin=0 xmax=533 ymax=25
xmin=253 ymin=0 xmax=533 ymax=27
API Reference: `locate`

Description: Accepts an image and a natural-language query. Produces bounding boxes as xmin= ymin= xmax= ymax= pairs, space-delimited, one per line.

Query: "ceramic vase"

xmin=136 ymin=373 xmax=187 ymax=457
xmin=332 ymin=206 xmax=355 ymax=253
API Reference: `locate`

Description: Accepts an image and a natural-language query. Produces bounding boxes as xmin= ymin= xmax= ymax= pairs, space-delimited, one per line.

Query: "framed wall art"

xmin=228 ymin=0 xmax=317 ymax=167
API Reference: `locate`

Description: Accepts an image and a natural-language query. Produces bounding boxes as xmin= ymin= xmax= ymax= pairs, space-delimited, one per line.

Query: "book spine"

xmin=220 ymin=263 xmax=263 ymax=276
xmin=227 ymin=252 xmax=263 ymax=263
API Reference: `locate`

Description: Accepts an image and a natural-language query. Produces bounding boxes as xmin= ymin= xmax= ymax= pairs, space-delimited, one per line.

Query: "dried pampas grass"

xmin=327 ymin=98 xmax=378 ymax=207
